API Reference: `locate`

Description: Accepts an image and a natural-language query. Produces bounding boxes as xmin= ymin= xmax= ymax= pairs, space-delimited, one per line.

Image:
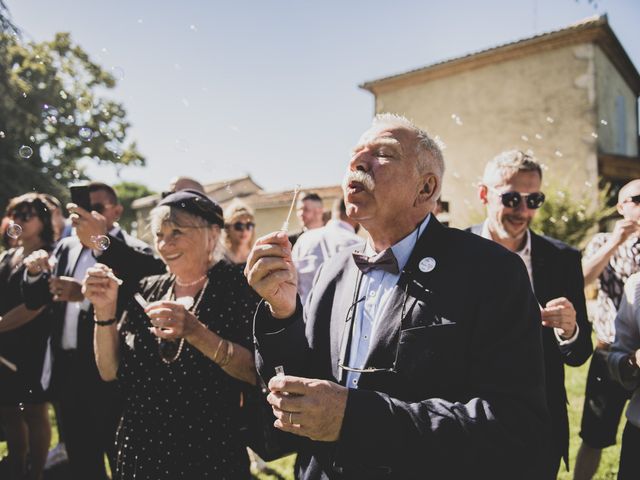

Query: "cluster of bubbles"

xmin=450 ymin=114 xmax=463 ymax=126
xmin=90 ymin=235 xmax=111 ymax=251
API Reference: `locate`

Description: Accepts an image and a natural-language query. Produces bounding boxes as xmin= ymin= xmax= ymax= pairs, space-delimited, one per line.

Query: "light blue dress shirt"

xmin=346 ymin=214 xmax=431 ymax=388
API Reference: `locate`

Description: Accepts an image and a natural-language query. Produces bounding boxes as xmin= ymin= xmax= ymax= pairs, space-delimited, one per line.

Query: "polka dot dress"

xmin=114 ymin=260 xmax=260 ymax=479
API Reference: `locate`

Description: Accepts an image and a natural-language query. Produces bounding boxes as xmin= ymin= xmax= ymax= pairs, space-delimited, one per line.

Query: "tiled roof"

xmin=360 ymin=15 xmax=639 ymax=95
xmin=131 ymin=175 xmax=262 ymax=209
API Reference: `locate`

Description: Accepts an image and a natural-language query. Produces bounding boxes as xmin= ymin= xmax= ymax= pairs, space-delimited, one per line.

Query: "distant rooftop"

xmin=132 ymin=174 xmax=262 ymax=209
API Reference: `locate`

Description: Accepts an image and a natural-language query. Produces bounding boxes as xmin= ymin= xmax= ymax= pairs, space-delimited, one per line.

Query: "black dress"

xmin=0 ymin=248 xmax=51 ymax=405
xmin=113 ymin=259 xmax=260 ymax=480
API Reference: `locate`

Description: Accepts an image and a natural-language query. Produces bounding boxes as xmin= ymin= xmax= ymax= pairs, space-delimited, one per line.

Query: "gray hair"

xmin=482 ymin=150 xmax=542 ymax=187
xmin=372 ymin=113 xmax=445 ymax=180
xmin=149 ymin=205 xmax=225 ymax=264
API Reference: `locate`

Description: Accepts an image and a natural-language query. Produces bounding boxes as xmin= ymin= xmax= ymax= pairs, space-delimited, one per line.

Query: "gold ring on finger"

xmin=289 ymin=412 xmax=293 ymax=424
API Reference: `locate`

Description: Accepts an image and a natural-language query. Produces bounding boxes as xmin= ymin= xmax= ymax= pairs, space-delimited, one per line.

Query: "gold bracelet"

xmin=213 ymin=339 xmax=226 ymax=364
xmin=219 ymin=341 xmax=234 ymax=368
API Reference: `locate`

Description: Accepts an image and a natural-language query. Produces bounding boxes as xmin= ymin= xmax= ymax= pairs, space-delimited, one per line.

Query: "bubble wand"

xmin=281 ymin=184 xmax=301 ymax=232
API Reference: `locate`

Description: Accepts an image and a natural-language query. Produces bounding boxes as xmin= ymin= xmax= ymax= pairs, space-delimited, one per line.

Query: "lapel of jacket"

xmin=331 ymin=253 xmax=364 ymax=384
xmin=530 ymin=231 xmax=548 ymax=305
xmin=66 ymin=239 xmax=85 ymax=277
xmin=362 ymin=217 xmax=445 ymax=373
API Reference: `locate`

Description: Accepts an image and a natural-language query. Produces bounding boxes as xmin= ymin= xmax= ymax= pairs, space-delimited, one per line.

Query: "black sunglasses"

xmin=228 ymin=221 xmax=255 ymax=232
xmin=623 ymin=194 xmax=640 ymax=205
xmin=337 ymin=274 xmax=417 ymax=375
xmin=11 ymin=210 xmax=34 ymax=222
xmin=90 ymin=203 xmax=115 ymax=214
xmin=489 ymin=187 xmax=545 ymax=209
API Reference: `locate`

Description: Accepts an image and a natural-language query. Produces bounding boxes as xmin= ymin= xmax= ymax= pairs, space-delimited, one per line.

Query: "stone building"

xmin=360 ymin=15 xmax=639 ymax=227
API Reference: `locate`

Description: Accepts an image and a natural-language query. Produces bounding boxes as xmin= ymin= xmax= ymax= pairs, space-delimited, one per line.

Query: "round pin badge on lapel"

xmin=418 ymin=257 xmax=436 ymax=273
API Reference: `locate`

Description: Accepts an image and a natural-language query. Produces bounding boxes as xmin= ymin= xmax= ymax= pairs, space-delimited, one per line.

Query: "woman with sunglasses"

xmin=0 ymin=193 xmax=55 ymax=480
xmin=223 ymin=203 xmax=256 ymax=265
xmin=83 ymin=190 xmax=260 ymax=479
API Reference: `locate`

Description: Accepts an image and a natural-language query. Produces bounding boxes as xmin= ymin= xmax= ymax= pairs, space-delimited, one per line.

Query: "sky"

xmin=5 ymin=0 xmax=640 ymax=194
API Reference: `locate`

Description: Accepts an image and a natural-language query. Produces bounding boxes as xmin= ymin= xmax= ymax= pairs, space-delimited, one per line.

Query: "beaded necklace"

xmin=158 ymin=278 xmax=209 ymax=364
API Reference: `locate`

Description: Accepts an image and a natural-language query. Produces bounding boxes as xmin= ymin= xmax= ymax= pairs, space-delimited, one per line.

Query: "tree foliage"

xmin=0 ymin=30 xmax=145 ymax=212
xmin=113 ymin=181 xmax=155 ymax=233
xmin=531 ymin=182 xmax=616 ymax=249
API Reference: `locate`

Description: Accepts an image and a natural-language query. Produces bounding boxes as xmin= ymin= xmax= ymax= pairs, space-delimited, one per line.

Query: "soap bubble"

xmin=111 ymin=66 xmax=125 ymax=81
xmin=91 ymin=235 xmax=110 ymax=251
xmin=19 ymin=145 xmax=33 ymax=158
xmin=79 ymin=127 xmax=93 ymax=140
xmin=7 ymin=223 xmax=22 ymax=239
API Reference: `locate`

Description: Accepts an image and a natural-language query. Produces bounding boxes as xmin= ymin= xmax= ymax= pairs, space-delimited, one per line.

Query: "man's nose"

xmin=349 ymin=150 xmax=370 ymax=172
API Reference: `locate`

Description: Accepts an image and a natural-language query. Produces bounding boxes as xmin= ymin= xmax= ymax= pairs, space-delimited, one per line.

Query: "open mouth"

xmin=164 ymin=253 xmax=183 ymax=261
xmin=346 ymin=181 xmax=365 ymax=194
xmin=506 ymin=217 xmax=528 ymax=228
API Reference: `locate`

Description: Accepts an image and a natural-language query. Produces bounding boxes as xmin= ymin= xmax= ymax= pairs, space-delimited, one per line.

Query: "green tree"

xmin=0 ymin=30 xmax=144 ymax=212
xmin=531 ymin=183 xmax=616 ymax=249
xmin=114 ymin=181 xmax=155 ymax=232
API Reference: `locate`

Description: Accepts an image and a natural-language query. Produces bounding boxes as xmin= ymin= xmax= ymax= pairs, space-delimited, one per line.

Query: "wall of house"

xmin=594 ymin=46 xmax=639 ymax=157
xmin=372 ymin=43 xmax=602 ymax=228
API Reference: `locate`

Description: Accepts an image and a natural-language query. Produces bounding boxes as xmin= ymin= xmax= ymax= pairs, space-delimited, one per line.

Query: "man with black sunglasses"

xmin=469 ymin=150 xmax=592 ymax=479
xmin=246 ymin=115 xmax=548 ymax=479
xmin=574 ymin=178 xmax=640 ymax=480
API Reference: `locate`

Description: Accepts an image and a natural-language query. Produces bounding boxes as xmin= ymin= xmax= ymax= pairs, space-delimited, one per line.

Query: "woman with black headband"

xmin=0 ymin=193 xmax=55 ymax=480
xmin=83 ymin=190 xmax=261 ymax=479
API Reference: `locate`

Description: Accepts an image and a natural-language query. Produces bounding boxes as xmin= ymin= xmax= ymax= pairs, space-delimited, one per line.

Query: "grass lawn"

xmin=0 ymin=359 xmax=625 ymax=479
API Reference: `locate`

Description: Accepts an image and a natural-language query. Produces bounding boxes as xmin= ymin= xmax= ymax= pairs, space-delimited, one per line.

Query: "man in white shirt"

xmin=469 ymin=150 xmax=592 ymax=479
xmin=288 ymin=192 xmax=325 ymax=247
xmin=292 ymin=198 xmax=363 ymax=305
xmin=246 ymin=114 xmax=549 ymax=479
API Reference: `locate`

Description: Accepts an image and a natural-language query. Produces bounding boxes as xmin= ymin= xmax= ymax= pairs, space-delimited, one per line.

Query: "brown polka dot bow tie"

xmin=352 ymin=249 xmax=399 ymax=274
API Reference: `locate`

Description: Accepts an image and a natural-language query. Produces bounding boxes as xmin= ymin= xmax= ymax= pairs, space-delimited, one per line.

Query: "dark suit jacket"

xmin=22 ymin=230 xmax=165 ymax=392
xmin=255 ymin=218 xmax=549 ymax=479
xmin=468 ymin=225 xmax=592 ymax=469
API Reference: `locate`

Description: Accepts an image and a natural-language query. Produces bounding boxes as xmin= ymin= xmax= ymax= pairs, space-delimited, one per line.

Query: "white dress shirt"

xmin=62 ymin=226 xmax=121 ymax=349
xmin=346 ymin=214 xmax=431 ymax=389
xmin=292 ymin=219 xmax=364 ymax=306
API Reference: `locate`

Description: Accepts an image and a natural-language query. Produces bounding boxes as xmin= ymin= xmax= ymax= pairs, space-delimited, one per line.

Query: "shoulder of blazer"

xmin=118 ymin=230 xmax=154 ymax=252
xmin=530 ymin=230 xmax=580 ymax=260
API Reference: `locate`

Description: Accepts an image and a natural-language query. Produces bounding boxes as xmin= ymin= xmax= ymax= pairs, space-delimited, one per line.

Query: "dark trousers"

xmin=54 ymin=350 xmax=121 ymax=480
xmin=619 ymin=421 xmax=640 ymax=480
xmin=541 ymin=448 xmax=561 ymax=480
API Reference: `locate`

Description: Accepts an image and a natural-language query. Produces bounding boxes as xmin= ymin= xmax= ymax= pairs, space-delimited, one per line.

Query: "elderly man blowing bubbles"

xmin=245 ymin=114 xmax=549 ymax=479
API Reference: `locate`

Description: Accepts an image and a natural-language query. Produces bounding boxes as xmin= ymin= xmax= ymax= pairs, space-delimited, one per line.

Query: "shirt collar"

xmin=480 ymin=219 xmax=531 ymax=256
xmin=326 ymin=219 xmax=356 ymax=234
xmin=364 ymin=214 xmax=431 ymax=272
